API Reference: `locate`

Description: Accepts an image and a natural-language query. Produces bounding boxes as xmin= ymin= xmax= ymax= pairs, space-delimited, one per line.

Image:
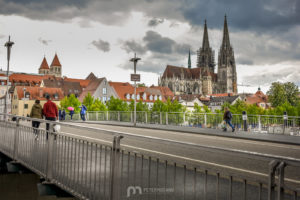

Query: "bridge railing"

xmin=64 ymin=111 xmax=300 ymax=135
xmin=0 ymin=113 xmax=299 ymax=200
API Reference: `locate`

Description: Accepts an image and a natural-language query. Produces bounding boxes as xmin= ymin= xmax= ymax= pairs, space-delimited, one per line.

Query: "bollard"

xmin=283 ymin=111 xmax=288 ymax=134
xmin=242 ymin=111 xmax=248 ymax=131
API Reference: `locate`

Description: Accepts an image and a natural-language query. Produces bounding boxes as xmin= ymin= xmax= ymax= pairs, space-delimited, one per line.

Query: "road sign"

xmin=131 ymin=74 xmax=140 ymax=82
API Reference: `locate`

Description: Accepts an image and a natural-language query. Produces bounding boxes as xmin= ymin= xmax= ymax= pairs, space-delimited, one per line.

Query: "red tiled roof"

xmin=39 ymin=57 xmax=50 ymax=70
xmin=50 ymin=54 xmax=62 ymax=67
xmin=64 ymin=78 xmax=90 ymax=88
xmin=162 ymin=65 xmax=202 ymax=79
xmin=246 ymin=90 xmax=268 ymax=105
xmin=15 ymin=86 xmax=64 ymax=100
xmin=9 ymin=73 xmax=55 ymax=86
xmin=109 ymin=82 xmax=134 ymax=100
xmin=150 ymin=86 xmax=174 ymax=99
xmin=209 ymin=93 xmax=233 ymax=97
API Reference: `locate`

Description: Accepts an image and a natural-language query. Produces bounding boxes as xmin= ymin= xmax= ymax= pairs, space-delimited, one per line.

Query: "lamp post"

xmin=23 ymin=87 xmax=26 ymax=117
xmin=4 ymin=36 xmax=14 ymax=120
xmin=130 ymin=53 xmax=141 ymax=126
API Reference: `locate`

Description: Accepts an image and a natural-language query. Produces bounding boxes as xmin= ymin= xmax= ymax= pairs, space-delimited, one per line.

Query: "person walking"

xmin=43 ymin=95 xmax=58 ymax=139
xmin=223 ymin=107 xmax=235 ymax=132
xmin=30 ymin=99 xmax=43 ymax=139
xmin=69 ymin=109 xmax=74 ymax=120
xmin=80 ymin=104 xmax=87 ymax=121
xmin=61 ymin=109 xmax=66 ymax=120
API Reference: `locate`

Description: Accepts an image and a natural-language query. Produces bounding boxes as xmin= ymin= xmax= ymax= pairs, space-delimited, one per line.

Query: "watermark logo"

xmin=127 ymin=186 xmax=142 ymax=197
xmin=127 ymin=186 xmax=174 ymax=198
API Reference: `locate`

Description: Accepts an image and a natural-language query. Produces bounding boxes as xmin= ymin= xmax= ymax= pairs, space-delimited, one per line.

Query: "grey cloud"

xmin=148 ymin=18 xmax=164 ymax=27
xmin=38 ymin=37 xmax=52 ymax=46
xmin=241 ymin=65 xmax=300 ymax=86
xmin=121 ymin=40 xmax=147 ymax=55
xmin=91 ymin=39 xmax=110 ymax=52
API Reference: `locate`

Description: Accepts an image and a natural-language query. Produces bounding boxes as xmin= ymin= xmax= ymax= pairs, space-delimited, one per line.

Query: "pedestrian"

xmin=223 ymin=107 xmax=235 ymax=132
xmin=43 ymin=95 xmax=58 ymax=139
xmin=61 ymin=109 xmax=66 ymax=120
xmin=30 ymin=99 xmax=43 ymax=140
xmin=80 ymin=104 xmax=87 ymax=121
xmin=69 ymin=109 xmax=74 ymax=120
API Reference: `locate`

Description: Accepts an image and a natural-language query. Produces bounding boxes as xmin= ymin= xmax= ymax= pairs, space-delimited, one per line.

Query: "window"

xmin=132 ymin=94 xmax=135 ymax=100
xmin=143 ymin=93 xmax=147 ymax=100
xmin=150 ymin=95 xmax=153 ymax=101
xmin=126 ymin=94 xmax=130 ymax=100
xmin=54 ymin=93 xmax=58 ymax=99
xmin=24 ymin=104 xmax=28 ymax=109
xmin=137 ymin=94 xmax=140 ymax=100
xmin=103 ymin=88 xmax=107 ymax=95
xmin=103 ymin=96 xmax=107 ymax=102
xmin=159 ymin=95 xmax=162 ymax=100
xmin=154 ymin=95 xmax=157 ymax=101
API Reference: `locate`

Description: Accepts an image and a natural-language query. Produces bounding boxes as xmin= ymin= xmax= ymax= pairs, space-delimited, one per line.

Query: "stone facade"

xmin=159 ymin=16 xmax=237 ymax=96
xmin=38 ymin=54 xmax=62 ymax=77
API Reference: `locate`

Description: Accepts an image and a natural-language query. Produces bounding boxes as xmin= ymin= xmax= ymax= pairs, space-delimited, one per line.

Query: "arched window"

xmin=150 ymin=95 xmax=153 ymax=101
xmin=126 ymin=94 xmax=130 ymax=100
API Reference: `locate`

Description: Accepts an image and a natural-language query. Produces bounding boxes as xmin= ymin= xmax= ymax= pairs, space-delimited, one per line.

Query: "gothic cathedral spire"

xmin=217 ymin=15 xmax=238 ymax=94
xmin=197 ymin=19 xmax=215 ymax=73
xmin=188 ymin=49 xmax=191 ymax=69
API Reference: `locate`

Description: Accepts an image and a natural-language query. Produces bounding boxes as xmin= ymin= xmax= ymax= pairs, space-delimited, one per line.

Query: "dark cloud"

xmin=121 ymin=40 xmax=147 ymax=55
xmin=143 ymin=31 xmax=192 ymax=55
xmin=148 ymin=18 xmax=164 ymax=27
xmin=91 ymin=39 xmax=110 ymax=52
xmin=38 ymin=37 xmax=52 ymax=46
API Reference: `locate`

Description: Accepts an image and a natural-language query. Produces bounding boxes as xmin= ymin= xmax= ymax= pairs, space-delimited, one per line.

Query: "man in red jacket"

xmin=43 ymin=95 xmax=58 ymax=139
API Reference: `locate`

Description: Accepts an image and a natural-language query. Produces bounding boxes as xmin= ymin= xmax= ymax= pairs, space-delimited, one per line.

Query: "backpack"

xmin=226 ymin=111 xmax=232 ymax=119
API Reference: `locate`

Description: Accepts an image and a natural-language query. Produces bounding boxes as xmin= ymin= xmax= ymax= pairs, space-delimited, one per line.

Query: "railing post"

xmin=160 ymin=112 xmax=162 ymax=125
xmin=110 ymin=135 xmax=123 ymax=200
xmin=145 ymin=112 xmax=147 ymax=124
xmin=268 ymin=160 xmax=279 ymax=200
xmin=106 ymin=111 xmax=109 ymax=121
xmin=96 ymin=112 xmax=98 ymax=121
xmin=276 ymin=162 xmax=286 ymax=200
xmin=166 ymin=112 xmax=168 ymax=125
xmin=183 ymin=112 xmax=186 ymax=124
xmin=258 ymin=115 xmax=262 ymax=132
xmin=118 ymin=111 xmax=120 ymax=121
xmin=46 ymin=123 xmax=55 ymax=181
xmin=283 ymin=111 xmax=288 ymax=134
xmin=242 ymin=111 xmax=248 ymax=131
xmin=86 ymin=113 xmax=89 ymax=121
xmin=131 ymin=112 xmax=133 ymax=123
xmin=13 ymin=117 xmax=20 ymax=160
xmin=204 ymin=113 xmax=207 ymax=127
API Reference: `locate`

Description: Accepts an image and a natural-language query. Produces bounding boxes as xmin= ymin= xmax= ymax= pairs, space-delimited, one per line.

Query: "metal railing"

xmin=0 ymin=113 xmax=299 ymax=200
xmin=63 ymin=111 xmax=300 ymax=135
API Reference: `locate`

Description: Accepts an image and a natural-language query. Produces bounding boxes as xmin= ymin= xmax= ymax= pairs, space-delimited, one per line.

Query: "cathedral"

xmin=159 ymin=16 xmax=237 ymax=95
xmin=38 ymin=53 xmax=62 ymax=77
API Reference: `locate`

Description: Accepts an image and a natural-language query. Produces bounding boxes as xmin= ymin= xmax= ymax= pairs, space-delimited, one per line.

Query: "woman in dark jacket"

xmin=30 ymin=100 xmax=43 ymax=138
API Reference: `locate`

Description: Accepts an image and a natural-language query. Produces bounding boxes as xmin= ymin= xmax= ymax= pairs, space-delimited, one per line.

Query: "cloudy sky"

xmin=0 ymin=0 xmax=299 ymax=93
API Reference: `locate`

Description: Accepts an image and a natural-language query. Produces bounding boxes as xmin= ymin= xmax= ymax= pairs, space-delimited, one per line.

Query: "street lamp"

xmin=130 ymin=53 xmax=141 ymax=126
xmin=4 ymin=36 xmax=14 ymax=120
xmin=23 ymin=87 xmax=26 ymax=117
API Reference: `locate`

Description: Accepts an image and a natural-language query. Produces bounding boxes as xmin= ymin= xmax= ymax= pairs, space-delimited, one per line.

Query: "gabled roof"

xmin=43 ymin=78 xmax=82 ymax=97
xmin=246 ymin=89 xmax=268 ymax=105
xmin=64 ymin=77 xmax=90 ymax=88
xmin=86 ymin=72 xmax=97 ymax=81
xmin=150 ymin=86 xmax=174 ymax=99
xmin=79 ymin=78 xmax=105 ymax=101
xmin=162 ymin=65 xmax=202 ymax=79
xmin=174 ymin=94 xmax=203 ymax=102
xmin=15 ymin=86 xmax=64 ymax=100
xmin=109 ymin=82 xmax=134 ymax=100
xmin=39 ymin=57 xmax=50 ymax=70
xmin=50 ymin=54 xmax=62 ymax=67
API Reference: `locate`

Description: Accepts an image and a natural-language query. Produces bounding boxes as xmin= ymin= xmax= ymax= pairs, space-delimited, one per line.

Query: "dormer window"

xmin=132 ymin=94 xmax=135 ymax=100
xmin=143 ymin=93 xmax=147 ymax=100
xmin=25 ymin=92 xmax=30 ymax=98
xmin=154 ymin=95 xmax=157 ymax=101
xmin=126 ymin=94 xmax=130 ymax=100
xmin=150 ymin=95 xmax=153 ymax=101
xmin=159 ymin=95 xmax=162 ymax=100
xmin=54 ymin=93 xmax=58 ymax=99
xmin=137 ymin=94 xmax=140 ymax=100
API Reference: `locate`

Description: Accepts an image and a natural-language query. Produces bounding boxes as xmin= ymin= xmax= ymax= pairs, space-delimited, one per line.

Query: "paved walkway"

xmin=70 ymin=120 xmax=300 ymax=145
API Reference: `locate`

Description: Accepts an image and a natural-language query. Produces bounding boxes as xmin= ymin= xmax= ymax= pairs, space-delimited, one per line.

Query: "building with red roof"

xmin=245 ymin=88 xmax=270 ymax=109
xmin=11 ymin=86 xmax=64 ymax=116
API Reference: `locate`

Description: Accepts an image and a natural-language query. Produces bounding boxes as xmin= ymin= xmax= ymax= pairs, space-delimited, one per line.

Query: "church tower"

xmin=197 ymin=20 xmax=215 ymax=73
xmin=50 ymin=53 xmax=62 ymax=77
xmin=217 ymin=16 xmax=237 ymax=94
xmin=38 ymin=56 xmax=50 ymax=75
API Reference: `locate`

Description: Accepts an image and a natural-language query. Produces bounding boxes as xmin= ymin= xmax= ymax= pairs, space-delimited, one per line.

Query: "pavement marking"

xmin=77 ymin=123 xmax=300 ymax=150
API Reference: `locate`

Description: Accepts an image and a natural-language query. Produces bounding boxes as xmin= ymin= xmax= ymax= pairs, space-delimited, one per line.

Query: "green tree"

xmin=267 ymin=82 xmax=299 ymax=107
xmin=151 ymin=100 xmax=167 ymax=112
xmin=90 ymin=99 xmax=107 ymax=111
xmin=82 ymin=93 xmax=94 ymax=111
xmin=60 ymin=94 xmax=81 ymax=113
xmin=106 ymin=96 xmax=128 ymax=111
xmin=129 ymin=100 xmax=149 ymax=112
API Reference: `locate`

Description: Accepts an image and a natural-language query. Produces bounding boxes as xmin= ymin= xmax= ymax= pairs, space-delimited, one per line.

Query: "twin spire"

xmin=39 ymin=53 xmax=62 ymax=70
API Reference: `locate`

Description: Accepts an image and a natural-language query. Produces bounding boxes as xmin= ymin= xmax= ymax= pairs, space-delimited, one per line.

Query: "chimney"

xmin=39 ymin=88 xmax=43 ymax=98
